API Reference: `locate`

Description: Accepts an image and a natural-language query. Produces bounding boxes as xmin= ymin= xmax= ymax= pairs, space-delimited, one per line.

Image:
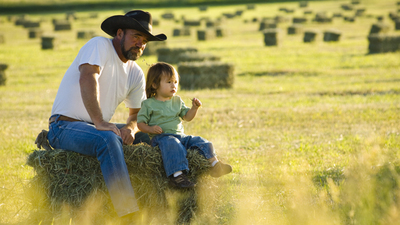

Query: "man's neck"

xmin=112 ymin=38 xmax=128 ymax=63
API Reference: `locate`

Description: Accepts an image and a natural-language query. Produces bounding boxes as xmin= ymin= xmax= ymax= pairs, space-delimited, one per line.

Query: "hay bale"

xmin=368 ymin=34 xmax=400 ymax=53
xmin=369 ymin=23 xmax=390 ymax=34
xmin=27 ymin=143 xmax=211 ymax=224
xmin=396 ymin=18 xmax=400 ymax=30
xmin=89 ymin=13 xmax=98 ymax=19
xmin=222 ymin=13 xmax=236 ymax=19
xmin=23 ymin=20 xmax=40 ymax=28
xmin=293 ymin=17 xmax=307 ymax=24
xmin=333 ymin=12 xmax=343 ymax=18
xmin=161 ymin=13 xmax=174 ymax=20
xmin=215 ymin=27 xmax=226 ymax=37
xmin=275 ymin=15 xmax=290 ymax=23
xmin=304 ymin=10 xmax=313 ymax=15
xmin=314 ymin=13 xmax=332 ymax=23
xmin=279 ymin=7 xmax=295 ymax=13
xmin=28 ymin=28 xmax=42 ymax=39
xmin=389 ymin=11 xmax=399 ymax=21
xmin=355 ymin=8 xmax=366 ymax=17
xmin=41 ymin=36 xmax=56 ymax=50
xmin=303 ymin=30 xmax=319 ymax=43
xmin=173 ymin=27 xmax=191 ymax=37
xmin=199 ymin=6 xmax=208 ymax=11
xmin=184 ymin=20 xmax=201 ymax=27
xmin=157 ymin=47 xmax=198 ymax=64
xmin=142 ymin=40 xmax=167 ymax=56
xmin=263 ymin=28 xmax=281 ymax=46
xmin=341 ymin=4 xmax=354 ymax=11
xmin=197 ymin=29 xmax=215 ymax=41
xmin=235 ymin=10 xmax=244 ymax=16
xmin=247 ymin=4 xmax=256 ymax=10
xmin=323 ymin=29 xmax=341 ymax=42
xmin=259 ymin=20 xmax=277 ymax=31
xmin=299 ymin=1 xmax=308 ymax=8
xmin=344 ymin=16 xmax=356 ymax=22
xmin=178 ymin=61 xmax=234 ymax=90
xmin=351 ymin=0 xmax=360 ymax=4
xmin=66 ymin=11 xmax=77 ymax=21
xmin=54 ymin=21 xmax=72 ymax=31
xmin=0 ymin=63 xmax=8 ymax=86
xmin=152 ymin=19 xmax=159 ymax=26
xmin=178 ymin=52 xmax=221 ymax=63
xmin=205 ymin=20 xmax=221 ymax=28
xmin=287 ymin=24 xmax=303 ymax=35
xmin=14 ymin=17 xmax=28 ymax=26
xmin=0 ymin=33 xmax=4 ymax=44
xmin=77 ymin=31 xmax=95 ymax=39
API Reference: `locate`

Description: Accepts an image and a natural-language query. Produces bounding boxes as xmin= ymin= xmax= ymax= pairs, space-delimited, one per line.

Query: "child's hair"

xmin=145 ymin=62 xmax=179 ymax=98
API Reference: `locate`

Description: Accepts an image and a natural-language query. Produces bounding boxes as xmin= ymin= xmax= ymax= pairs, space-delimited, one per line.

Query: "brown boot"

xmin=209 ymin=161 xmax=232 ymax=178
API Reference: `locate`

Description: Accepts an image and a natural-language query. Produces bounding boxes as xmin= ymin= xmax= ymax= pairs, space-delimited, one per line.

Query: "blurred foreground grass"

xmin=0 ymin=0 xmax=400 ymax=224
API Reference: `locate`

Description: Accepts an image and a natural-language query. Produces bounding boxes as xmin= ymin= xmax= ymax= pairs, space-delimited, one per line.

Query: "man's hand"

xmin=94 ymin=121 xmax=121 ymax=136
xmin=120 ymin=127 xmax=135 ymax=145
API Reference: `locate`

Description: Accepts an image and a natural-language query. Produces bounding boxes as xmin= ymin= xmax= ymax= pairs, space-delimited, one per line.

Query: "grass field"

xmin=0 ymin=0 xmax=400 ymax=224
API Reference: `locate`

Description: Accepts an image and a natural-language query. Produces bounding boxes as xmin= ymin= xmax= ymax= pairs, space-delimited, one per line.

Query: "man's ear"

xmin=116 ymin=28 xmax=124 ymax=38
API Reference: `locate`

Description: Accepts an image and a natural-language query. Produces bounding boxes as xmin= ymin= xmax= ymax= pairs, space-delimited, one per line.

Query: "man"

xmin=47 ymin=10 xmax=166 ymax=219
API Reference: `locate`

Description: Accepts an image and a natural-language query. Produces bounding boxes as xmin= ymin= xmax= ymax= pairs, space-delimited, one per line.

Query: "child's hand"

xmin=150 ymin=125 xmax=163 ymax=134
xmin=191 ymin=98 xmax=202 ymax=109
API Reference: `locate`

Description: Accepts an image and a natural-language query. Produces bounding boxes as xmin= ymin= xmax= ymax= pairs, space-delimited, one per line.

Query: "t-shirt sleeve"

xmin=76 ymin=37 xmax=109 ymax=71
xmin=137 ymin=100 xmax=150 ymax=124
xmin=179 ymin=97 xmax=190 ymax=118
xmin=124 ymin=66 xmax=147 ymax=109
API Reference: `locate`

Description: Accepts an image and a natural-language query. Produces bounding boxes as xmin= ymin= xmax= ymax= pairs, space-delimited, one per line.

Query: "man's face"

xmin=120 ymin=29 xmax=148 ymax=61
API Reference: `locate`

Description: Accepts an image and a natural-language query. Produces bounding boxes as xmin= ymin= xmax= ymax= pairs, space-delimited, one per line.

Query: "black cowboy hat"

xmin=101 ymin=10 xmax=167 ymax=42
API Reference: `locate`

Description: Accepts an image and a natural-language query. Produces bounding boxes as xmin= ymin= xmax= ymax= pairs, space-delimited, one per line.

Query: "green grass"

xmin=1 ymin=0 xmax=400 ymax=224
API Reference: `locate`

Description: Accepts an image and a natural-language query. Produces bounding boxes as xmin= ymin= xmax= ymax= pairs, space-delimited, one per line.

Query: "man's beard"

xmin=121 ymin=35 xmax=142 ymax=61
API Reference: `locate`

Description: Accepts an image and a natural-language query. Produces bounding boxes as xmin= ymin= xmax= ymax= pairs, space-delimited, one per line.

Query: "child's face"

xmin=155 ymin=72 xmax=179 ymax=100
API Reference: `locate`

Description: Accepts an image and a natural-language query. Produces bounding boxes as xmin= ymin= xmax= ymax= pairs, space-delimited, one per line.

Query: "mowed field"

xmin=0 ymin=0 xmax=400 ymax=224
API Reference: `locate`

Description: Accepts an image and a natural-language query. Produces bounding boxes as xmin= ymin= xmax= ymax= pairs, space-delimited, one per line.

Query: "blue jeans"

xmin=47 ymin=114 xmax=150 ymax=217
xmin=151 ymin=133 xmax=216 ymax=177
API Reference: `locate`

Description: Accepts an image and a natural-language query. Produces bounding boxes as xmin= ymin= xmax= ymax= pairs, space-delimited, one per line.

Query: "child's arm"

xmin=183 ymin=98 xmax=202 ymax=121
xmin=137 ymin=122 xmax=163 ymax=134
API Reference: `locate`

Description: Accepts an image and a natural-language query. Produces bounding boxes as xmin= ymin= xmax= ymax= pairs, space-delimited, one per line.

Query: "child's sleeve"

xmin=179 ymin=97 xmax=191 ymax=118
xmin=137 ymin=101 xmax=150 ymax=124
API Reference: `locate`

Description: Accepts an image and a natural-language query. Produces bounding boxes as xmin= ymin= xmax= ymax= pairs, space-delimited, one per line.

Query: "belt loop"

xmin=49 ymin=114 xmax=61 ymax=124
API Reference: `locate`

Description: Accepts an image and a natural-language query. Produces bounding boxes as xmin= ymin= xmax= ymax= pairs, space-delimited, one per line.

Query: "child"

xmin=137 ymin=62 xmax=232 ymax=188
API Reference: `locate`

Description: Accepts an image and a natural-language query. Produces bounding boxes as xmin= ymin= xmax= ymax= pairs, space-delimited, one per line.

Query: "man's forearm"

xmin=125 ymin=114 xmax=139 ymax=133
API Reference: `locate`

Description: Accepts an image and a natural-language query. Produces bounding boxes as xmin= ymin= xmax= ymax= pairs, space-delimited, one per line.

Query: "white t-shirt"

xmin=51 ymin=36 xmax=147 ymax=122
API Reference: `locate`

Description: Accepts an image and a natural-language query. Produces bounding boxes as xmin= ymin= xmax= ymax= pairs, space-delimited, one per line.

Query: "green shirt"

xmin=137 ymin=96 xmax=190 ymax=138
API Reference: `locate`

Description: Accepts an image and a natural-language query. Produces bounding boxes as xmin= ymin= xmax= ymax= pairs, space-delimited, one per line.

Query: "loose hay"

xmin=27 ymin=141 xmax=212 ymax=224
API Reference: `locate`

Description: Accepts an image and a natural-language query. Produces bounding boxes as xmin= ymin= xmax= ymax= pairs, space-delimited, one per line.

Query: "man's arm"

xmin=120 ymin=108 xmax=141 ymax=145
xmin=79 ymin=63 xmax=121 ymax=136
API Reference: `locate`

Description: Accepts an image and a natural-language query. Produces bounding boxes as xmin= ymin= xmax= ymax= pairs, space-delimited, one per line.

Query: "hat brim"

xmin=101 ymin=15 xmax=167 ymax=42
